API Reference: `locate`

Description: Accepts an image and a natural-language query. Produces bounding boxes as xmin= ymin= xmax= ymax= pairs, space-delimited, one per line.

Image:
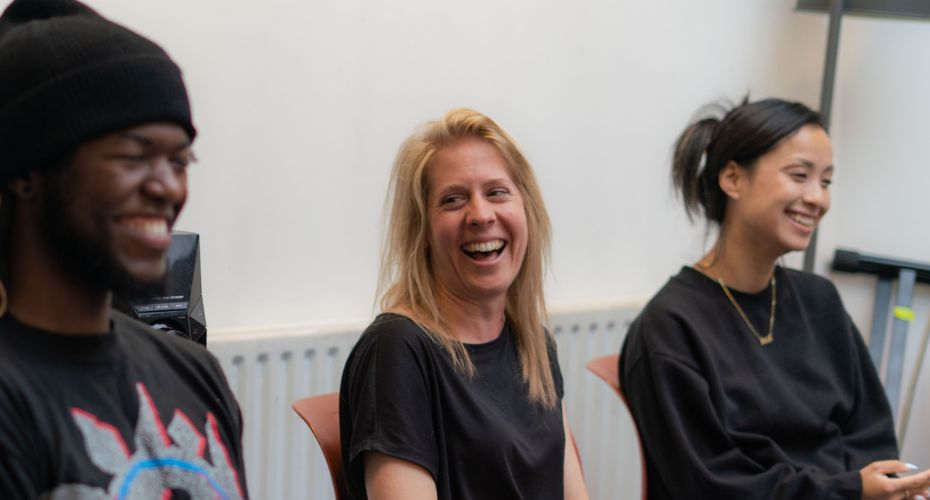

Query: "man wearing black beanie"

xmin=0 ymin=1 xmax=248 ymax=498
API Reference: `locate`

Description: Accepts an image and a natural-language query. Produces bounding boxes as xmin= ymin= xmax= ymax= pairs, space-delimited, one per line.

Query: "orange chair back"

xmin=586 ymin=354 xmax=648 ymax=500
xmin=586 ymin=353 xmax=622 ymax=397
xmin=292 ymin=392 xmax=348 ymax=500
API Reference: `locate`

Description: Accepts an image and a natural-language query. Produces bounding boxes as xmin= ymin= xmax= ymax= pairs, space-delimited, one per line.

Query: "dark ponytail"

xmin=672 ymin=115 xmax=721 ymax=223
xmin=671 ymin=97 xmax=824 ymax=225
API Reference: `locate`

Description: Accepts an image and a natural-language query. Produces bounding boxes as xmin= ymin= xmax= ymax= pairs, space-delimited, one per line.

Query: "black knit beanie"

xmin=0 ymin=0 xmax=196 ymax=185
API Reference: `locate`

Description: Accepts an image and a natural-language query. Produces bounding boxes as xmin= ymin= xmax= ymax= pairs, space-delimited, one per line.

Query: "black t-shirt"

xmin=0 ymin=311 xmax=248 ymax=499
xmin=340 ymin=313 xmax=565 ymax=500
xmin=620 ymin=266 xmax=897 ymax=500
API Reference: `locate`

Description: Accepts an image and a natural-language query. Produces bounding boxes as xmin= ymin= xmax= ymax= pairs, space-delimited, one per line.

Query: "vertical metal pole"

xmin=803 ymin=0 xmax=844 ymax=272
xmin=818 ymin=0 xmax=844 ymax=130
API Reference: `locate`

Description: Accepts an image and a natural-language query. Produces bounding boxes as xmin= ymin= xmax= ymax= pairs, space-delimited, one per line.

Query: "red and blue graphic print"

xmin=48 ymin=383 xmax=244 ymax=499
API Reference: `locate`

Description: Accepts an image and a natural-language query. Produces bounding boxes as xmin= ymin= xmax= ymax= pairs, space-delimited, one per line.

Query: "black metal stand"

xmin=832 ymin=248 xmax=930 ymax=437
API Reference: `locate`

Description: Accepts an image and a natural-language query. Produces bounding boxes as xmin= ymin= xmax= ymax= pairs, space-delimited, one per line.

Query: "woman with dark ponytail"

xmin=620 ymin=98 xmax=930 ymax=500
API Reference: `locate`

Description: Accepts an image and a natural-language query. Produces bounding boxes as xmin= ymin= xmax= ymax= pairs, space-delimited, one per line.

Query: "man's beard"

xmin=38 ymin=176 xmax=167 ymax=299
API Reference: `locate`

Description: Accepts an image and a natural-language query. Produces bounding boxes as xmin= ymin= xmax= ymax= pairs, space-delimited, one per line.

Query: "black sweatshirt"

xmin=620 ymin=266 xmax=897 ymax=500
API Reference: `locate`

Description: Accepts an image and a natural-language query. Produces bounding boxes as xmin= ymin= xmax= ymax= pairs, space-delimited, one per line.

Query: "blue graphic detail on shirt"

xmin=45 ymin=383 xmax=244 ymax=499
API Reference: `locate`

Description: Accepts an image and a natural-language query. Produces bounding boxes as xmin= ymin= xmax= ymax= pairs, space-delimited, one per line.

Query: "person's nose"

xmin=466 ymin=196 xmax=495 ymax=227
xmin=801 ymin=181 xmax=829 ymax=213
xmin=143 ymin=157 xmax=187 ymax=205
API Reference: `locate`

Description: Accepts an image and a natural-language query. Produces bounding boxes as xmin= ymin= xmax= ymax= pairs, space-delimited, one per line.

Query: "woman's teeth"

xmin=462 ymin=240 xmax=504 ymax=253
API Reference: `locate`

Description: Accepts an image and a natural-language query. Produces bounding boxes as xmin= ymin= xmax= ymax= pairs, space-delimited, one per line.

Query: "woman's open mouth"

xmin=461 ymin=239 xmax=507 ymax=262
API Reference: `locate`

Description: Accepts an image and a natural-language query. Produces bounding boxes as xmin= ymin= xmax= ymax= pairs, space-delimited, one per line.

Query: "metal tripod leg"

xmin=885 ymin=268 xmax=917 ymax=421
xmin=868 ymin=278 xmax=893 ymax=370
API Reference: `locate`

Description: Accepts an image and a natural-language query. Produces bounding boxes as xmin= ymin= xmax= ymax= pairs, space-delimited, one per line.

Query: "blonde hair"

xmin=379 ymin=108 xmax=556 ymax=408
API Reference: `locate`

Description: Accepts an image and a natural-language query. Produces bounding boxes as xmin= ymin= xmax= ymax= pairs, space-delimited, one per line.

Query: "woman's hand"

xmin=861 ymin=460 xmax=930 ymax=500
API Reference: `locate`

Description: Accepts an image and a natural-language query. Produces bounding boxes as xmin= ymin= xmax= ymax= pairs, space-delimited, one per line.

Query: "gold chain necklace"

xmin=716 ymin=275 xmax=776 ymax=346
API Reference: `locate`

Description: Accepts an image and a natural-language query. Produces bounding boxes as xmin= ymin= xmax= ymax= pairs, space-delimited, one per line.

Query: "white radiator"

xmin=209 ymin=302 xmax=644 ymax=500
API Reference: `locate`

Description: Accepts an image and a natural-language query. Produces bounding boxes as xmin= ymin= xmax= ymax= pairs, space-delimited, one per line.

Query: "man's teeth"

xmin=123 ymin=218 xmax=168 ymax=236
xmin=463 ymin=240 xmax=504 ymax=253
xmin=790 ymin=213 xmax=815 ymax=227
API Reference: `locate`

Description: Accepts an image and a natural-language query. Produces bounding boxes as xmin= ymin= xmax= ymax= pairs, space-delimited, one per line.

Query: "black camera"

xmin=113 ymin=231 xmax=207 ymax=346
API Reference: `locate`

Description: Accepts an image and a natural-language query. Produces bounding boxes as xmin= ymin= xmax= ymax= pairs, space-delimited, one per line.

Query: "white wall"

xmin=81 ymin=0 xmax=826 ymax=328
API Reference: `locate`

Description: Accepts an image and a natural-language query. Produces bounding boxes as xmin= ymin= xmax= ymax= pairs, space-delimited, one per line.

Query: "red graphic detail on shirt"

xmin=136 ymin=383 xmax=172 ymax=447
xmin=53 ymin=382 xmax=244 ymax=499
xmin=174 ymin=409 xmax=207 ymax=457
xmin=208 ymin=412 xmax=245 ymax=498
xmin=70 ymin=407 xmax=131 ymax=460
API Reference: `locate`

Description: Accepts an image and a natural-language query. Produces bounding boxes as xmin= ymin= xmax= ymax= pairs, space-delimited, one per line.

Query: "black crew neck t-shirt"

xmin=0 ymin=311 xmax=248 ymax=499
xmin=340 ymin=313 xmax=565 ymax=499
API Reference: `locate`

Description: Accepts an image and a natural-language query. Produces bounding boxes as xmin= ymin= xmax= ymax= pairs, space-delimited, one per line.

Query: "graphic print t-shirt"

xmin=0 ymin=312 xmax=247 ymax=499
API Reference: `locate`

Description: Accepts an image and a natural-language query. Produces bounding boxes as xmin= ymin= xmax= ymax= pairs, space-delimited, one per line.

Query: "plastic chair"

xmin=586 ymin=354 xmax=648 ymax=500
xmin=586 ymin=354 xmax=622 ymax=397
xmin=292 ymin=392 xmax=348 ymax=500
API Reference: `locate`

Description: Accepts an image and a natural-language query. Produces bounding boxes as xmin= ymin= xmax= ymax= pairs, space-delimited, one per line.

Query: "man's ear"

xmin=7 ymin=170 xmax=41 ymax=200
xmin=718 ymin=160 xmax=744 ymax=201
